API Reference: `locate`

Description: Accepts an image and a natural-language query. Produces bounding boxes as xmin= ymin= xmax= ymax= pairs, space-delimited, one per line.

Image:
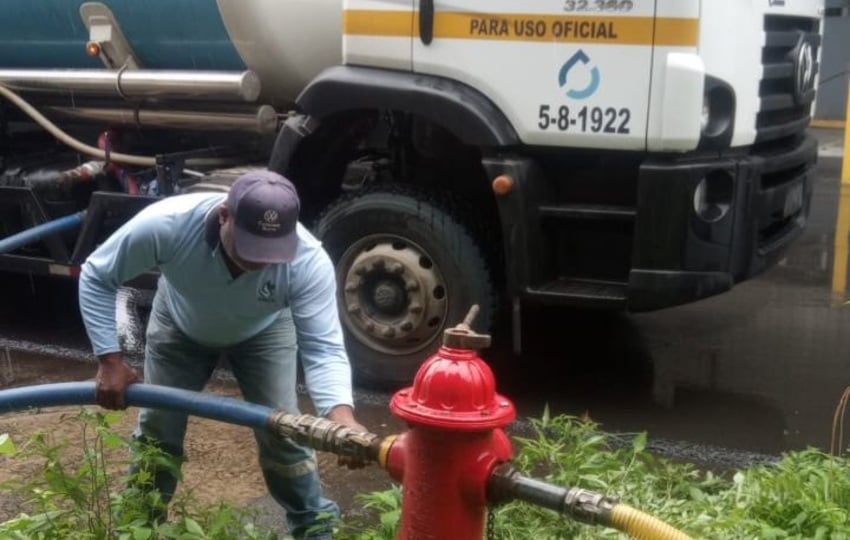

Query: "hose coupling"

xmin=487 ymin=464 xmax=617 ymax=525
xmin=268 ymin=411 xmax=383 ymax=463
xmin=563 ymin=487 xmax=619 ymax=525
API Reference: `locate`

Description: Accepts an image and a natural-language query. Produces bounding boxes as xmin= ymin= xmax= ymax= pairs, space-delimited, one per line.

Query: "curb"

xmin=811 ymin=119 xmax=846 ymax=129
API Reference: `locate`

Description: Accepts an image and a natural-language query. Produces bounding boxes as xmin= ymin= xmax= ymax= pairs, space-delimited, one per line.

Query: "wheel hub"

xmin=340 ymin=239 xmax=448 ymax=355
xmin=372 ymin=280 xmax=406 ymax=314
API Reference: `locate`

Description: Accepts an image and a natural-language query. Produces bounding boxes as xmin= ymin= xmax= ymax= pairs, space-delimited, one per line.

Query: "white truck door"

xmin=412 ymin=1 xmax=676 ymax=151
xmin=344 ymin=0 xmax=415 ymax=71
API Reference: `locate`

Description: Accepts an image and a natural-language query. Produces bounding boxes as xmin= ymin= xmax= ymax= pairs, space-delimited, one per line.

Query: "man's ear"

xmin=218 ymin=205 xmax=229 ymax=225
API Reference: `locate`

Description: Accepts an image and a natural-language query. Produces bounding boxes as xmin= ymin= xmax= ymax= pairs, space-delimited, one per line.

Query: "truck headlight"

xmin=697 ymin=77 xmax=736 ymax=150
xmin=701 ymin=82 xmax=735 ymax=136
xmin=701 ymin=97 xmax=711 ymax=132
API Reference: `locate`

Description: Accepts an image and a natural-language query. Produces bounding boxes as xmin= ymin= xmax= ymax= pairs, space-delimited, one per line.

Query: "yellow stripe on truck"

xmin=344 ymin=10 xmax=699 ymax=47
xmin=654 ymin=17 xmax=699 ymax=47
xmin=344 ymin=9 xmax=412 ymax=37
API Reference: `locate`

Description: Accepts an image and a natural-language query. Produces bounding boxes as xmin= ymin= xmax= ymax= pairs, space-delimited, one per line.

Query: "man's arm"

xmin=290 ymin=249 xmax=370 ymax=468
xmin=79 ymin=209 xmax=174 ymax=354
xmin=289 ymin=246 xmax=355 ymax=417
xmin=79 ymin=207 xmax=177 ymax=408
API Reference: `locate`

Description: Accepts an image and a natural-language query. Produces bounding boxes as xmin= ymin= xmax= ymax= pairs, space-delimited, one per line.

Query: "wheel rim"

xmin=337 ymin=234 xmax=449 ymax=356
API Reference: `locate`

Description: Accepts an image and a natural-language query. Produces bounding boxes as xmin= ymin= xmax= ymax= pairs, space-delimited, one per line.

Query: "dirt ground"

xmin=0 ymin=350 xmax=405 ymax=536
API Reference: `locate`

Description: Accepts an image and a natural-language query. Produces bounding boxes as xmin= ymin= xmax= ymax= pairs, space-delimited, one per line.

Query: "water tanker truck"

xmin=0 ymin=0 xmax=824 ymax=386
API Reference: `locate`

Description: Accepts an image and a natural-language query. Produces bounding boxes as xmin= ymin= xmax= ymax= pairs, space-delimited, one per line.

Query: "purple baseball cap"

xmin=225 ymin=170 xmax=300 ymax=264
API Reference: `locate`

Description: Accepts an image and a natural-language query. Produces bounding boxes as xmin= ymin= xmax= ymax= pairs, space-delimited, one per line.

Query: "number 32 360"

xmin=538 ymin=104 xmax=631 ymax=134
xmin=564 ymin=0 xmax=634 ymax=12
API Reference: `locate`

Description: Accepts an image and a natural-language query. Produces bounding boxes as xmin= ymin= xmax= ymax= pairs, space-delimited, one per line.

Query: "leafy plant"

xmin=337 ymin=485 xmax=403 ymax=540
xmin=0 ymin=408 xmax=277 ymax=540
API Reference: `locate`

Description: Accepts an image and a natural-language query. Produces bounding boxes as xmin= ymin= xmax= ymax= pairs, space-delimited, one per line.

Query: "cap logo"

xmin=256 ymin=209 xmax=282 ymax=234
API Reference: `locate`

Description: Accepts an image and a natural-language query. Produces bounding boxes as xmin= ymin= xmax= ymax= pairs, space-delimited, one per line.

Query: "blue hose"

xmin=0 ymin=211 xmax=86 ymax=255
xmin=0 ymin=382 xmax=272 ymax=430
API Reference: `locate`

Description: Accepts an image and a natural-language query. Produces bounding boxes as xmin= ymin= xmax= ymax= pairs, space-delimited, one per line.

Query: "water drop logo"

xmin=258 ymin=280 xmax=276 ymax=302
xmin=558 ymin=50 xmax=601 ymax=100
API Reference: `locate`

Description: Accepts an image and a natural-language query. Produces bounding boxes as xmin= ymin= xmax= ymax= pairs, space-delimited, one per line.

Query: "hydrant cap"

xmin=390 ymin=346 xmax=516 ymax=430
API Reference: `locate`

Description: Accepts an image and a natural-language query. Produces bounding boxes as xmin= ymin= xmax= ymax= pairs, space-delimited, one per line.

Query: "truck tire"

xmin=115 ymin=286 xmax=154 ymax=366
xmin=314 ymin=185 xmax=495 ymax=388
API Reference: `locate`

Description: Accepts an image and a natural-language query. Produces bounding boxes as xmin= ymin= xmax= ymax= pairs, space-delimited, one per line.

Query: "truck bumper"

xmin=628 ymin=134 xmax=817 ymax=311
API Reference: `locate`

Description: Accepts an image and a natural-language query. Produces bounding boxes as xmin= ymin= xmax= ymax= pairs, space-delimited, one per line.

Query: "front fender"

xmin=296 ymin=66 xmax=519 ymax=147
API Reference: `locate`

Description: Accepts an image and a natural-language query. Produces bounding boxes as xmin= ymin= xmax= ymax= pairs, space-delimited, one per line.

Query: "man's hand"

xmin=326 ymin=405 xmax=370 ymax=470
xmin=95 ymin=352 xmax=140 ymax=410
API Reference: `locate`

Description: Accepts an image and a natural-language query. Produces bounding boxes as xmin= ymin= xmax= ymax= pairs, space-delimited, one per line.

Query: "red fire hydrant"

xmin=381 ymin=306 xmax=516 ymax=540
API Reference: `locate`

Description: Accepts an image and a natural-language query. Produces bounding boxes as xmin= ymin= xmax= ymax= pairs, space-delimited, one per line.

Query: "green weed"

xmin=0 ymin=408 xmax=277 ymax=540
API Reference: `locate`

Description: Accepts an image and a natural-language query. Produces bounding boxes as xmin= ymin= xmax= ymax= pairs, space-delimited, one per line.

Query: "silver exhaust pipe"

xmin=43 ymin=104 xmax=280 ymax=134
xmin=0 ymin=69 xmax=261 ymax=102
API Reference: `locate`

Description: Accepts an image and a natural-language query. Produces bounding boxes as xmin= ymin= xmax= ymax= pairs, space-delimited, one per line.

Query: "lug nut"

xmin=389 ymin=262 xmax=404 ymax=274
xmin=401 ymin=321 xmax=414 ymax=331
xmin=354 ymin=265 xmax=367 ymax=276
xmin=409 ymin=304 xmax=423 ymax=314
xmin=405 ymin=281 xmax=420 ymax=292
xmin=383 ymin=328 xmax=396 ymax=338
xmin=347 ymin=304 xmax=361 ymax=315
xmin=345 ymin=282 xmax=358 ymax=293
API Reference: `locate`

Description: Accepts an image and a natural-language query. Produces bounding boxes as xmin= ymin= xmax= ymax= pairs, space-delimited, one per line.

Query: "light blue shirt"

xmin=78 ymin=192 xmax=353 ymax=414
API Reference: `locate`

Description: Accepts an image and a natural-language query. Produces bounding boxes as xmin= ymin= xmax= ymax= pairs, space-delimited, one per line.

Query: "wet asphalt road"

xmin=0 ymin=137 xmax=848 ymax=470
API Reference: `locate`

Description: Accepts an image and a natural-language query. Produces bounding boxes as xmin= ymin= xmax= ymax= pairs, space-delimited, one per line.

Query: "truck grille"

xmin=756 ymin=15 xmax=820 ymax=142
